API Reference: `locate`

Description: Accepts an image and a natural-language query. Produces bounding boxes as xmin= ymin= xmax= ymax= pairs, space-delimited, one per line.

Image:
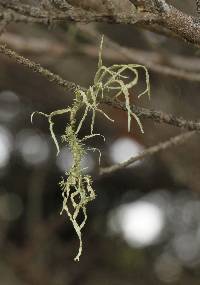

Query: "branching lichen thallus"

xmin=31 ymin=37 xmax=150 ymax=261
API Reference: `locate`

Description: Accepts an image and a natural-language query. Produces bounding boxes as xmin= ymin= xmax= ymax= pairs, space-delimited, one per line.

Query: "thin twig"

xmin=1 ymin=43 xmax=200 ymax=132
xmin=0 ymin=0 xmax=200 ymax=46
xmin=79 ymin=25 xmax=200 ymax=82
xmin=129 ymin=0 xmax=200 ymax=46
xmin=104 ymin=98 xmax=200 ymax=131
xmin=0 ymin=44 xmax=79 ymax=92
xmin=1 ymin=40 xmax=200 ymax=180
xmin=0 ymin=33 xmax=67 ymax=55
xmin=4 ymin=31 xmax=200 ymax=83
xmin=99 ymin=131 xmax=196 ymax=175
xmin=0 ymin=1 xmax=158 ymax=25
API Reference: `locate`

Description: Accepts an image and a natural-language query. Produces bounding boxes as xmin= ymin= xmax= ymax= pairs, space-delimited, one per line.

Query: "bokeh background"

xmin=1 ymin=0 xmax=200 ymax=284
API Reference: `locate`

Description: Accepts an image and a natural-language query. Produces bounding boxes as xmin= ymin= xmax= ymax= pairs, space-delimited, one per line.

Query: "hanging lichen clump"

xmin=31 ymin=37 xmax=150 ymax=261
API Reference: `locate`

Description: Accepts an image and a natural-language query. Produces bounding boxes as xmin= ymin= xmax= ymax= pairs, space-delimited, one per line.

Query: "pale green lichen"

xmin=31 ymin=36 xmax=150 ymax=261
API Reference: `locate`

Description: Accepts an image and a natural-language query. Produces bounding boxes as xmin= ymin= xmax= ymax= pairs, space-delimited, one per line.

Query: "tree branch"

xmin=79 ymin=25 xmax=200 ymax=82
xmin=104 ymin=98 xmax=200 ymax=131
xmin=1 ymin=43 xmax=200 ymax=133
xmin=0 ymin=41 xmax=200 ymax=176
xmin=129 ymin=0 xmax=200 ymax=45
xmin=4 ymin=30 xmax=200 ymax=82
xmin=99 ymin=131 xmax=196 ymax=176
xmin=0 ymin=1 xmax=158 ymax=25
xmin=0 ymin=44 xmax=79 ymax=92
xmin=0 ymin=0 xmax=200 ymax=46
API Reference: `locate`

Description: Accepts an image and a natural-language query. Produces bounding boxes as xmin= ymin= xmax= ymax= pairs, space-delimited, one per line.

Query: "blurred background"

xmin=1 ymin=0 xmax=200 ymax=284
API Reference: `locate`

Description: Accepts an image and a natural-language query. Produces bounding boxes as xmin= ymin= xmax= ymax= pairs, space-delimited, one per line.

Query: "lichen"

xmin=31 ymin=36 xmax=150 ymax=261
